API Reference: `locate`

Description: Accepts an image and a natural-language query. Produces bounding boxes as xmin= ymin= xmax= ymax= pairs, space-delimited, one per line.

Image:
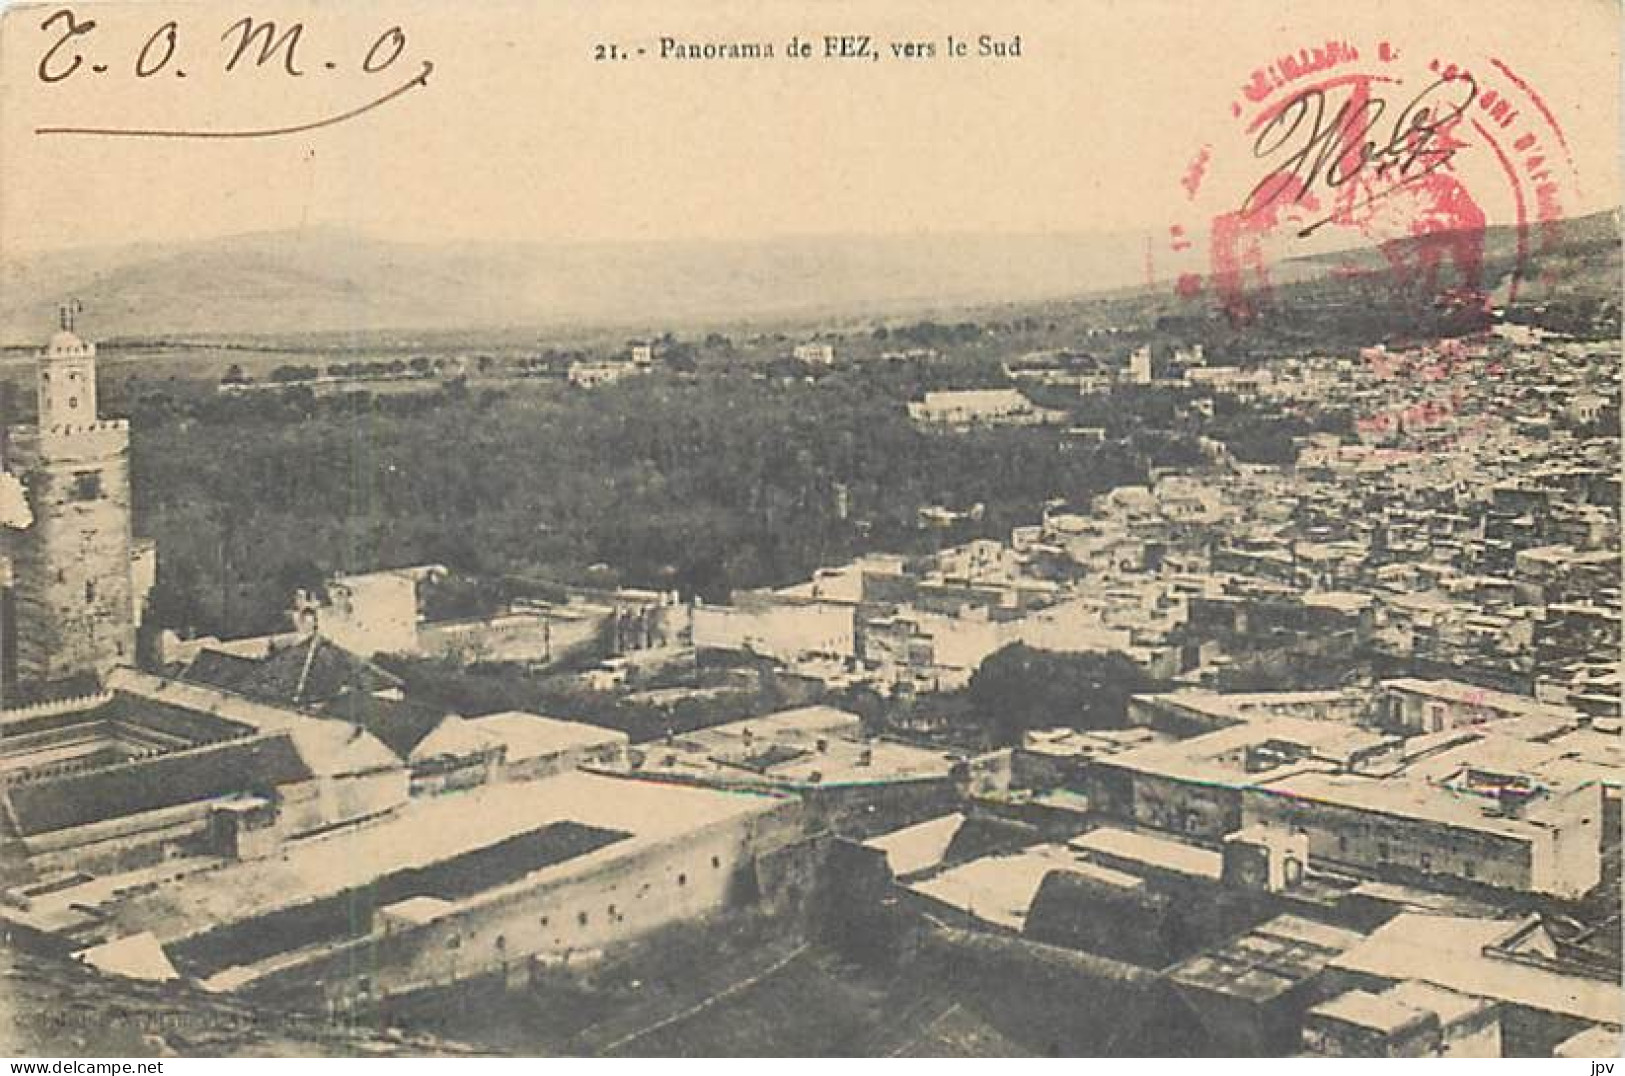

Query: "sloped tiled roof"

xmin=316 ymin=692 xmax=450 ymax=759
xmin=228 ymin=635 xmax=403 ymax=709
xmin=409 ymin=715 xmax=499 ymax=763
xmin=178 ymin=649 xmax=264 ymax=693
xmin=286 ymin=718 xmax=407 ymax=777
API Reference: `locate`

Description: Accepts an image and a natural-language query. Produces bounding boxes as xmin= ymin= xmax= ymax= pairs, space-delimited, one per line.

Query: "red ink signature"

xmin=1243 ymin=74 xmax=1478 ymax=235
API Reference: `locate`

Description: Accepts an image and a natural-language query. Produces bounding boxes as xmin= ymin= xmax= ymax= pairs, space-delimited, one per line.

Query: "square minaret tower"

xmin=4 ymin=305 xmax=134 ymax=688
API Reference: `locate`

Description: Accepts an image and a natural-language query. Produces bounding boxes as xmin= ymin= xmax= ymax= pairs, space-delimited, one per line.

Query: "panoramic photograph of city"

xmin=0 ymin=0 xmax=1620 ymax=1062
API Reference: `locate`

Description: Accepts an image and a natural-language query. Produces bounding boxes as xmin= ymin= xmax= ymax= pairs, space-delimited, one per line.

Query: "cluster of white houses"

xmin=846 ymin=677 xmax=1618 ymax=1056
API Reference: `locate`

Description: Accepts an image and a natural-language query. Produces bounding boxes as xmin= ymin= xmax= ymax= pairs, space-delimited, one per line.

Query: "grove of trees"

xmin=130 ymin=360 xmax=1148 ymax=638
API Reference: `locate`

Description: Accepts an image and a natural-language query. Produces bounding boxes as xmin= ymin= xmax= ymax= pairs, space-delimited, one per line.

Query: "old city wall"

xmin=245 ymin=796 xmax=808 ymax=1006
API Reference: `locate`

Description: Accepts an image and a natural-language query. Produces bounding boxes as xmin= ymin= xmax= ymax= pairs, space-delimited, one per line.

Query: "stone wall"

xmin=239 ymin=797 xmax=805 ymax=1006
xmin=7 ymin=426 xmax=134 ymax=686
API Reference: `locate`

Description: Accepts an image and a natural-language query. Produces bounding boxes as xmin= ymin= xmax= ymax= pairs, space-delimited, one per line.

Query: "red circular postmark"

xmin=1166 ymin=40 xmax=1580 ymax=326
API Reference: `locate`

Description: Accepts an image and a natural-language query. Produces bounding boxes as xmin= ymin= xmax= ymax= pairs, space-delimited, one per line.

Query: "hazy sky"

xmin=1 ymin=0 xmax=1618 ymax=255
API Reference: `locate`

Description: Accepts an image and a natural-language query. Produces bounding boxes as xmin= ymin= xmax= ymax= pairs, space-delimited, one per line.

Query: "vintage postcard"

xmin=0 ymin=0 xmax=1619 ymax=1060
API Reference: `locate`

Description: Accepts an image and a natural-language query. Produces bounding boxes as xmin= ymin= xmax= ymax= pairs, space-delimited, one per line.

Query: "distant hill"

xmin=1282 ymin=208 xmax=1622 ymax=284
xmin=0 ymin=228 xmax=1158 ymax=342
xmin=1 ymin=210 xmax=1616 ymax=342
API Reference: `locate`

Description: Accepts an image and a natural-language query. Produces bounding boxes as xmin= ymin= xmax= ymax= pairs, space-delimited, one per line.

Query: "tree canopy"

xmin=964 ymin=643 xmax=1153 ymax=746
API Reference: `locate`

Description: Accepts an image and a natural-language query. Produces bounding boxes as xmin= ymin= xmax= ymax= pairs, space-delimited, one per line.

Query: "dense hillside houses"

xmin=0 ymin=304 xmax=1616 ymax=1056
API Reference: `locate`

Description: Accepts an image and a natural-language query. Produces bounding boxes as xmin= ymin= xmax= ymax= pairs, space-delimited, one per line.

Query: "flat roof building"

xmin=1330 ymin=913 xmax=1621 ymax=1055
xmin=1247 ymin=732 xmax=1605 ymax=898
xmin=1169 ymin=914 xmax=1366 ymax=1055
xmin=1089 ymin=715 xmax=1401 ymax=842
xmin=14 ymin=770 xmax=801 ymax=1007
